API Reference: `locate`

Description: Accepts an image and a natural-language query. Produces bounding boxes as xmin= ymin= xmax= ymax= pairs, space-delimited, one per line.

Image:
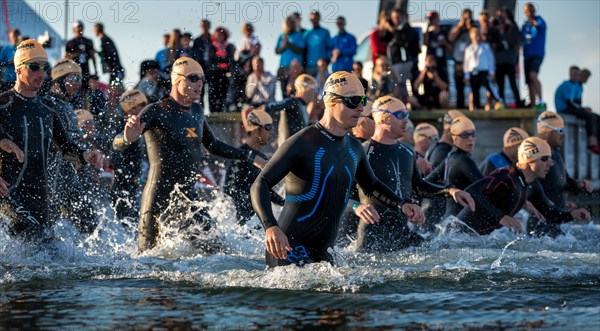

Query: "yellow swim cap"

xmin=503 ymin=127 xmax=529 ymax=148
xmin=450 ymin=116 xmax=475 ymax=137
xmin=518 ymin=137 xmax=552 ymax=164
xmin=51 ymin=59 xmax=82 ymax=81
xmin=245 ymin=109 xmax=273 ymax=132
xmin=120 ymin=89 xmax=148 ymax=115
xmin=537 ymin=111 xmax=564 ymax=135
xmin=443 ymin=110 xmax=466 ymax=131
xmin=14 ymin=39 xmax=48 ymax=68
xmin=372 ymin=96 xmax=407 ymax=122
xmin=171 ymin=57 xmax=204 ymax=85
xmin=323 ymin=71 xmax=365 ymax=108
xmin=414 ymin=123 xmax=439 ymax=144
xmin=294 ymin=74 xmax=318 ymax=93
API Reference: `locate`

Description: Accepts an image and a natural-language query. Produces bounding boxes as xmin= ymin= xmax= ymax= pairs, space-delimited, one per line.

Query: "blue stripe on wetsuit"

xmin=286 ymin=147 xmax=325 ymax=202
xmin=296 ymin=166 xmax=334 ymax=222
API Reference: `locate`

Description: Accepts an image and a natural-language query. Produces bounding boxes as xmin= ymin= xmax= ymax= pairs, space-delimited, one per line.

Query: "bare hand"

xmin=124 ymin=115 xmax=145 ymax=143
xmin=525 ymin=200 xmax=546 ymax=220
xmin=578 ymin=180 xmax=593 ymax=193
xmin=499 ymin=215 xmax=522 ymax=233
xmin=449 ymin=188 xmax=475 ymax=212
xmin=265 ymin=226 xmax=292 ymax=260
xmin=0 ymin=176 xmax=9 ymax=197
xmin=0 ymin=138 xmax=24 ymax=163
xmin=354 ymin=203 xmax=381 ymax=224
xmin=571 ymin=208 xmax=591 ymax=223
xmin=83 ymin=150 xmax=104 ymax=169
xmin=331 ymin=49 xmax=341 ymax=63
xmin=565 ymin=201 xmax=578 ymax=210
xmin=401 ymin=203 xmax=425 ymax=225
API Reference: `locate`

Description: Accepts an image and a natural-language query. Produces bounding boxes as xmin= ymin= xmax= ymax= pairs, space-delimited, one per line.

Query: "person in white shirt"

xmin=245 ymin=56 xmax=276 ymax=105
xmin=463 ymin=27 xmax=504 ymax=111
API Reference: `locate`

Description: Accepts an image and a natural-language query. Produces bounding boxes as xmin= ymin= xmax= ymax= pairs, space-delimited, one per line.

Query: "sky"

xmin=19 ymin=0 xmax=600 ymax=112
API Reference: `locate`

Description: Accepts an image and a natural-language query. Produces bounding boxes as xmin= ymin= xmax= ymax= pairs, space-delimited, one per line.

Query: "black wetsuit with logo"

xmin=479 ymin=151 xmax=512 ymax=177
xmin=114 ymin=97 xmax=248 ymax=249
xmin=357 ymin=140 xmax=446 ymax=252
xmin=251 ymin=123 xmax=407 ymax=267
xmin=422 ymin=141 xmax=454 ymax=224
xmin=527 ymin=147 xmax=580 ymax=237
xmin=426 ymin=147 xmax=483 ymax=217
xmin=458 ymin=166 xmax=573 ymax=235
xmin=0 ymin=90 xmax=85 ymax=237
xmin=224 ymin=144 xmax=284 ymax=226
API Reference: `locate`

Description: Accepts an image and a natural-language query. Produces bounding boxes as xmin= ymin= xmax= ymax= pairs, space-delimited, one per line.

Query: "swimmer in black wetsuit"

xmin=426 ymin=116 xmax=483 ymax=218
xmin=422 ymin=110 xmax=465 ymax=223
xmin=0 ymin=40 xmax=103 ymax=238
xmin=458 ymin=137 xmax=590 ymax=234
xmin=355 ymin=96 xmax=474 ymax=252
xmin=528 ymin=112 xmax=594 ymax=237
xmin=110 ymin=89 xmax=148 ymax=219
xmin=224 ymin=109 xmax=284 ymax=226
xmin=479 ymin=127 xmax=529 ymax=176
xmin=44 ymin=58 xmax=99 ymax=233
xmin=114 ymin=57 xmax=266 ymax=252
xmin=413 ymin=122 xmax=439 ymax=176
xmin=251 ymin=72 xmax=424 ymax=268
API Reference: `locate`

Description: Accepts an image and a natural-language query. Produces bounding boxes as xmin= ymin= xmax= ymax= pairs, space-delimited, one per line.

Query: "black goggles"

xmin=453 ymin=131 xmax=477 ymax=139
xmin=539 ymin=156 xmax=551 ymax=162
xmin=178 ymin=73 xmax=205 ymax=83
xmin=258 ymin=124 xmax=273 ymax=131
xmin=328 ymin=92 xmax=367 ymax=109
xmin=23 ymin=62 xmax=50 ymax=72
xmin=419 ymin=134 xmax=439 ymax=142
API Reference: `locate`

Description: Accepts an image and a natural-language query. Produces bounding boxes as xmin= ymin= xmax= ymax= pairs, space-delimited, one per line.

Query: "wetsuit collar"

xmin=513 ymin=166 xmax=528 ymax=187
xmin=315 ymin=122 xmax=343 ymax=142
xmin=12 ymin=88 xmax=36 ymax=101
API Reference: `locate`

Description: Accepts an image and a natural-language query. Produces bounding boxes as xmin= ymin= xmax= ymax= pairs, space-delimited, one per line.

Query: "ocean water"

xmin=1 ymin=195 xmax=599 ymax=330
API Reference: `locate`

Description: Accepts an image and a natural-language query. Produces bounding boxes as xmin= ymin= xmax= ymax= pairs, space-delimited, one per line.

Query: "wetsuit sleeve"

xmin=412 ymin=159 xmax=447 ymax=198
xmin=528 ymin=181 xmax=574 ymax=224
xmin=425 ymin=160 xmax=446 ymax=185
xmin=251 ymin=136 xmax=302 ymax=229
xmin=51 ymin=112 xmax=86 ymax=164
xmin=201 ymin=120 xmax=248 ymax=160
xmin=354 ymin=146 xmax=407 ymax=208
xmin=264 ymin=98 xmax=294 ymax=119
xmin=461 ymin=155 xmax=484 ymax=184
xmin=465 ymin=173 xmax=508 ymax=222
xmin=0 ymin=122 xmax=9 ymax=141
xmin=269 ymin=190 xmax=285 ymax=206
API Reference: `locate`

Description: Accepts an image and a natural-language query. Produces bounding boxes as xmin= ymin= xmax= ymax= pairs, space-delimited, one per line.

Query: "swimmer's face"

xmin=17 ymin=60 xmax=48 ymax=91
xmin=176 ymin=72 xmax=204 ymax=101
xmin=353 ymin=113 xmax=374 ymax=140
xmin=64 ymin=73 xmax=82 ymax=98
xmin=257 ymin=123 xmax=273 ymax=145
xmin=331 ymin=98 xmax=364 ymax=130
xmin=548 ymin=128 xmax=564 ymax=147
xmin=530 ymin=155 xmax=553 ymax=179
xmin=453 ymin=130 xmax=476 ymax=153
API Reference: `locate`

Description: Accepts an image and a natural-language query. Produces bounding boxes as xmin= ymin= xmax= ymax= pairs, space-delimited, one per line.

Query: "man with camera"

xmin=412 ymin=55 xmax=449 ymax=109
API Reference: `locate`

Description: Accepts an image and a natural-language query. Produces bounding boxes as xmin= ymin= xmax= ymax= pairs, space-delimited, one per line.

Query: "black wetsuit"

xmin=0 ymin=90 xmax=86 ymax=237
xmin=43 ymin=92 xmax=97 ymax=233
xmin=357 ymin=141 xmax=447 ymax=252
xmin=423 ymin=141 xmax=454 ymax=224
xmin=528 ymin=147 xmax=580 ymax=237
xmin=224 ymin=144 xmax=284 ymax=226
xmin=426 ymin=147 xmax=483 ymax=217
xmin=479 ymin=151 xmax=512 ymax=177
xmin=264 ymin=97 xmax=309 ymax=145
xmin=458 ymin=166 xmax=573 ymax=235
xmin=114 ymin=97 xmax=249 ymax=250
xmin=111 ymin=128 xmax=143 ymax=220
xmin=251 ymin=123 xmax=407 ymax=267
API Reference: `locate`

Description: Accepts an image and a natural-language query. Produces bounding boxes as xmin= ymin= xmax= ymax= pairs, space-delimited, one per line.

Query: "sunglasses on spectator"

xmin=23 ymin=62 xmax=50 ymax=72
xmin=538 ymin=121 xmax=565 ymax=135
xmin=453 ymin=131 xmax=477 ymax=139
xmin=372 ymin=108 xmax=410 ymax=120
xmin=177 ymin=73 xmax=206 ymax=83
xmin=327 ymin=92 xmax=367 ymax=109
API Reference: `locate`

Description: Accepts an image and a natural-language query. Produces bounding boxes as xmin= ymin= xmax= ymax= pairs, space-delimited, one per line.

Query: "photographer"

xmin=412 ymin=55 xmax=449 ymax=109
xmin=448 ymin=9 xmax=474 ymax=109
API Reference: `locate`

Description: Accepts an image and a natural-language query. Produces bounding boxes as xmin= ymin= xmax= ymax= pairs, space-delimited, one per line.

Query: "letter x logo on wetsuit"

xmin=185 ymin=128 xmax=198 ymax=138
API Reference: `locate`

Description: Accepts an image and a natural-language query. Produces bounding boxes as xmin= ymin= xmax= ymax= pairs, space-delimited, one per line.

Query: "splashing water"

xmin=1 ymin=189 xmax=599 ymax=329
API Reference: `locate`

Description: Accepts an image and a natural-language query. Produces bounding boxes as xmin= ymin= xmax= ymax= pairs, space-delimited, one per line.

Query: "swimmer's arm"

xmin=528 ymin=181 xmax=574 ymax=224
xmin=251 ymin=137 xmax=299 ymax=229
xmin=201 ymin=121 xmax=248 ymax=160
xmin=50 ymin=111 xmax=86 ymax=164
xmin=464 ymin=175 xmax=506 ymax=222
xmin=412 ymin=160 xmax=447 ymax=198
